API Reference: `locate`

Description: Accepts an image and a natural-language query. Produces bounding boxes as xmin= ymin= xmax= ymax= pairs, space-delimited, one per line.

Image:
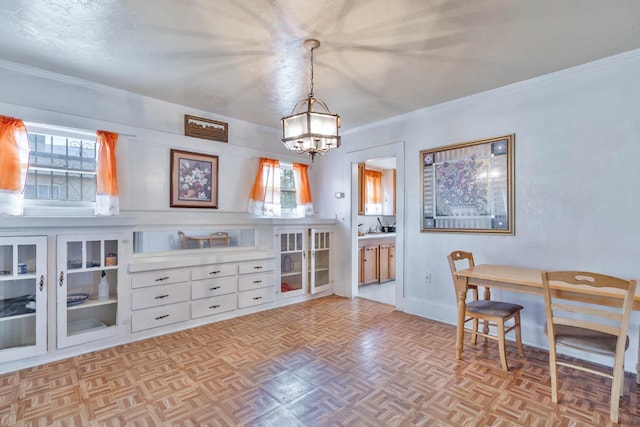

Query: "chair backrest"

xmin=177 ymin=231 xmax=187 ymax=249
xmin=447 ymin=250 xmax=474 ymax=277
xmin=447 ymin=250 xmax=477 ymax=298
xmin=209 ymin=231 xmax=230 ymax=247
xmin=541 ymin=271 xmax=637 ymax=355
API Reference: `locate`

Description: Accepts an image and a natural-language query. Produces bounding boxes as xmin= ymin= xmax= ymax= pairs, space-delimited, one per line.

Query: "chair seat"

xmin=466 ymin=300 xmax=523 ymax=317
xmin=552 ymin=324 xmax=629 ymax=356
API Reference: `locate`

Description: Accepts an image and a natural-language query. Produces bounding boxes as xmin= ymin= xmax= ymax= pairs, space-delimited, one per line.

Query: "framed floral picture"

xmin=420 ymin=134 xmax=514 ymax=234
xmin=170 ymin=149 xmax=218 ymax=208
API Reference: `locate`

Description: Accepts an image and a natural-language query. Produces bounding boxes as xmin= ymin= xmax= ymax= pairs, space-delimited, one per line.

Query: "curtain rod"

xmin=24 ymin=121 xmax=136 ymax=138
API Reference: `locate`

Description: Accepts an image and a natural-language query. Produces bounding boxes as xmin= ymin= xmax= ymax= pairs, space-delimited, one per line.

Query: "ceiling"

xmin=1 ymin=1 xmax=639 ymax=131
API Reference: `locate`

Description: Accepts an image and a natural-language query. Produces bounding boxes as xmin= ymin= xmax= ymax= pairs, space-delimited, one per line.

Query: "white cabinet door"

xmin=309 ymin=229 xmax=331 ymax=294
xmin=0 ymin=236 xmax=47 ymax=361
xmin=277 ymin=230 xmax=307 ymax=298
xmin=56 ymin=233 xmax=126 ymax=348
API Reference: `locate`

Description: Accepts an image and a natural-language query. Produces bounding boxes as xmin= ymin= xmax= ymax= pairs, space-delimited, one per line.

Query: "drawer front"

xmin=191 ymin=276 xmax=236 ymax=300
xmin=191 ymin=294 xmax=236 ymax=319
xmin=131 ymin=269 xmax=190 ymax=289
xmin=131 ymin=302 xmax=189 ymax=332
xmin=238 ymin=287 xmax=275 ymax=308
xmin=238 ymin=272 xmax=274 ymax=292
xmin=132 ymin=283 xmax=189 ymax=310
xmin=191 ymin=263 xmax=237 ymax=281
xmin=238 ymin=259 xmax=276 ymax=275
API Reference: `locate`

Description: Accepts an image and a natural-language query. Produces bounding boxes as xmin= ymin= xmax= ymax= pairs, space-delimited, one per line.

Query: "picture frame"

xmin=170 ymin=149 xmax=218 ymax=209
xmin=420 ymin=134 xmax=514 ymax=234
xmin=184 ymin=114 xmax=228 ymax=142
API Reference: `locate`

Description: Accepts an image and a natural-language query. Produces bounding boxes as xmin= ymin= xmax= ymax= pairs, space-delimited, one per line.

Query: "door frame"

xmin=347 ymin=141 xmax=404 ymax=311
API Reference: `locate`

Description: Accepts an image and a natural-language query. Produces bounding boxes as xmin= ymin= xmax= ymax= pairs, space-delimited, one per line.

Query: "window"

xmin=280 ymin=162 xmax=297 ymax=211
xmin=248 ymin=158 xmax=313 ymax=218
xmin=25 ymin=130 xmax=97 ymax=203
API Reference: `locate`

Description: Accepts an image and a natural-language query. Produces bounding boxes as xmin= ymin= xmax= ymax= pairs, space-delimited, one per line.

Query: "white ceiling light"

xmin=281 ymin=39 xmax=341 ymax=162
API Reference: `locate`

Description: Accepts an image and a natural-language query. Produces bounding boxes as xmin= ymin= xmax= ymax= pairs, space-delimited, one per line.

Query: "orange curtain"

xmin=0 ymin=116 xmax=30 ymax=215
xmin=248 ymin=158 xmax=281 ymax=216
xmin=95 ymin=130 xmax=119 ymax=215
xmin=293 ymin=162 xmax=313 ymax=216
xmin=365 ymin=169 xmax=383 ymax=204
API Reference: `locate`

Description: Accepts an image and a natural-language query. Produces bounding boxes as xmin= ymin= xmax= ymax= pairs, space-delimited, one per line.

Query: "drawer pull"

xmin=155 ymin=314 xmax=169 ymax=320
xmin=209 ymin=286 xmax=221 ymax=291
xmin=154 ymin=294 xmax=169 ymax=299
xmin=253 ymin=266 xmax=263 ymax=270
xmin=209 ymin=304 xmax=221 ymax=309
xmin=252 ymin=280 xmax=262 ymax=284
xmin=252 ymin=296 xmax=262 ymax=300
xmin=209 ymin=270 xmax=221 ymax=275
xmin=155 ymin=276 xmax=170 ymax=282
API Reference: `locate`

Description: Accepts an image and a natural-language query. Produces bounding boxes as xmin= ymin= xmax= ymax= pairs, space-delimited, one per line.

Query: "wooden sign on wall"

xmin=184 ymin=114 xmax=228 ymax=142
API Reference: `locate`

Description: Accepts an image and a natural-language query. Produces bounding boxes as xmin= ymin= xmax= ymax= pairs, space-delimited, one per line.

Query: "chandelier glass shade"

xmin=281 ymin=39 xmax=341 ymax=161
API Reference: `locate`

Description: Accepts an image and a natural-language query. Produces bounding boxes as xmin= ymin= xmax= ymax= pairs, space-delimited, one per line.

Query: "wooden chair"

xmin=541 ymin=271 xmax=637 ymax=423
xmin=448 ymin=250 xmax=525 ymax=371
xmin=209 ymin=232 xmax=231 ymax=247
xmin=177 ymin=231 xmax=187 ymax=249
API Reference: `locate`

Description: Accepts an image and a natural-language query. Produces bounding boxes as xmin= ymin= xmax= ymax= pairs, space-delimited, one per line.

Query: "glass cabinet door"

xmin=309 ymin=229 xmax=331 ymax=294
xmin=279 ymin=230 xmax=307 ymax=298
xmin=0 ymin=236 xmax=47 ymax=361
xmin=56 ymin=234 xmax=123 ymax=348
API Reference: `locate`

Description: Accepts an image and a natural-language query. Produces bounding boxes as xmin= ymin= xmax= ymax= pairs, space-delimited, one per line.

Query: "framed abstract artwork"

xmin=420 ymin=134 xmax=514 ymax=234
xmin=170 ymin=149 xmax=218 ymax=208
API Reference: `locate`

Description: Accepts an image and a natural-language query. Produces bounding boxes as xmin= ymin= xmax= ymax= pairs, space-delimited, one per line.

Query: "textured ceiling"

xmin=0 ymin=0 xmax=639 ymax=131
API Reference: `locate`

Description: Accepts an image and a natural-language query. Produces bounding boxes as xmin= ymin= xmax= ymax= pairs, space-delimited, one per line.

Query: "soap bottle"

xmin=98 ymin=270 xmax=109 ymax=301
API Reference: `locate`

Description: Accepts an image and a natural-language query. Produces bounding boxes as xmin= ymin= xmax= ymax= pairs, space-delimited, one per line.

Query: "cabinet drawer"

xmin=132 ymin=283 xmax=189 ymax=310
xmin=191 ymin=276 xmax=236 ymax=300
xmin=191 ymin=263 xmax=237 ymax=281
xmin=131 ymin=302 xmax=189 ymax=332
xmin=191 ymin=294 xmax=236 ymax=319
xmin=238 ymin=272 xmax=274 ymax=291
xmin=238 ymin=286 xmax=275 ymax=308
xmin=238 ymin=259 xmax=276 ymax=275
xmin=131 ymin=269 xmax=190 ymax=289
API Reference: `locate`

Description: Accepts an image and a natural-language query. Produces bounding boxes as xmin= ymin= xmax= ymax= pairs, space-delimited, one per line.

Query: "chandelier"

xmin=281 ymin=39 xmax=341 ymax=162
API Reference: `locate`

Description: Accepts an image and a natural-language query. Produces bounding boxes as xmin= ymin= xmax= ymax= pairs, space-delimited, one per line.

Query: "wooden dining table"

xmin=454 ymin=264 xmax=640 ymax=381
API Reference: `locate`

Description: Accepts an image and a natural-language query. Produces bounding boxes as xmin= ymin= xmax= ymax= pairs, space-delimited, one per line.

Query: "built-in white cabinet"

xmin=56 ymin=234 xmax=125 ymax=348
xmin=279 ymin=230 xmax=307 ymax=298
xmin=0 ymin=236 xmax=47 ymax=361
xmin=278 ymin=228 xmax=331 ymax=298
xmin=309 ymin=229 xmax=331 ymax=294
xmin=237 ymin=259 xmax=276 ymax=308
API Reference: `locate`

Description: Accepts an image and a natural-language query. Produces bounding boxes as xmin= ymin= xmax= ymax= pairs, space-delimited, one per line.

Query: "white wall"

xmin=323 ymin=49 xmax=640 ymax=368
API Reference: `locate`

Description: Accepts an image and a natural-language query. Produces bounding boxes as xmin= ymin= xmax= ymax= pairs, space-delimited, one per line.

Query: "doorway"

xmin=347 ymin=142 xmax=404 ymax=311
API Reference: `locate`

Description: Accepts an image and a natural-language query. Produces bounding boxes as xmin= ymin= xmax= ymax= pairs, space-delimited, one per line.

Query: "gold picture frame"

xmin=184 ymin=114 xmax=228 ymax=142
xmin=420 ymin=134 xmax=514 ymax=234
xmin=170 ymin=149 xmax=218 ymax=209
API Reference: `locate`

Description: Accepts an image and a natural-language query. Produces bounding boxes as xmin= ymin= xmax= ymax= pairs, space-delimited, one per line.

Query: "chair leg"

xmin=497 ymin=318 xmax=509 ymax=371
xmin=471 ymin=317 xmax=479 ymax=345
xmin=610 ymin=363 xmax=625 ymax=423
xmin=549 ymin=345 xmax=559 ymax=403
xmin=514 ymin=313 xmax=525 ymax=358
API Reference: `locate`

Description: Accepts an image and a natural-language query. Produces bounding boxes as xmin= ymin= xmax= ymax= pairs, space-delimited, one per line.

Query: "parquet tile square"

xmin=1 ymin=295 xmax=640 ymax=425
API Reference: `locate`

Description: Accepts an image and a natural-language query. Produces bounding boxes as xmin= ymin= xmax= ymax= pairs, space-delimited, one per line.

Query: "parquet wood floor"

xmin=1 ymin=295 xmax=639 ymax=426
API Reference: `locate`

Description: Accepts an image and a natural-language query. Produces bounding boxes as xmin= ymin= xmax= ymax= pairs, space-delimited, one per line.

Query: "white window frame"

xmin=22 ymin=122 xmax=97 ymax=216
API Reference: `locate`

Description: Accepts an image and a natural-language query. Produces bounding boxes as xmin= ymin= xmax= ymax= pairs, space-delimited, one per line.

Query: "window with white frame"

xmin=23 ymin=124 xmax=97 ymax=208
xmin=280 ymin=162 xmax=297 ymax=211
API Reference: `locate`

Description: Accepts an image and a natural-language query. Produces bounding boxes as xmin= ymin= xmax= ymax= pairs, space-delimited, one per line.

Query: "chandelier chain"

xmin=309 ymin=46 xmax=314 ymax=98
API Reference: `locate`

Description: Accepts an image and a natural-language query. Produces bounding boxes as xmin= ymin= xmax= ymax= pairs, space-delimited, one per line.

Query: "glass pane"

xmin=66 ymin=172 xmax=82 ymax=201
xmin=281 ymin=234 xmax=288 ymax=252
xmin=67 ymin=241 xmax=83 ymax=270
xmin=17 ymin=244 xmax=36 ymax=274
xmin=296 ymin=233 xmax=302 ymax=251
xmin=86 ymin=241 xmax=101 ymax=268
xmin=288 ymin=234 xmax=295 ymax=252
xmin=104 ymin=241 xmax=118 ymax=266
xmin=81 ymin=174 xmax=96 ymax=202
xmin=0 ymin=245 xmax=12 ymax=276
